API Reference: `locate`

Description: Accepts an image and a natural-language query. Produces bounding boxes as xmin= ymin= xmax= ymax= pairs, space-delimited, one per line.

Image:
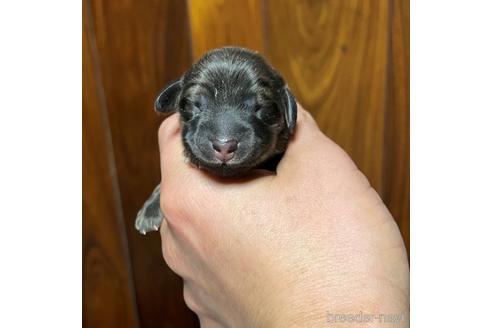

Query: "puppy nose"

xmin=212 ymin=139 xmax=238 ymax=162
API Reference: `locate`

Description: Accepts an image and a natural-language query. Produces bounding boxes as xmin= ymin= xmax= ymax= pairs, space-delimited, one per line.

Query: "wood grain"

xmin=265 ymin=0 xmax=390 ymax=195
xmin=188 ymin=0 xmax=265 ymax=60
xmin=84 ymin=0 xmax=199 ymax=326
xmin=383 ymin=0 xmax=410 ymax=252
xmin=83 ymin=2 xmax=139 ymax=326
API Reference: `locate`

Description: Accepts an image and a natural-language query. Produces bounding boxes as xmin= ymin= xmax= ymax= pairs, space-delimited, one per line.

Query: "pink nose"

xmin=212 ymin=139 xmax=238 ymax=162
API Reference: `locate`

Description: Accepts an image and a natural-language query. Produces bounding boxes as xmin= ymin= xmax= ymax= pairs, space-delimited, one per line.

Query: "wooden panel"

xmin=188 ymin=0 xmax=265 ymax=59
xmin=265 ymin=0 xmax=389 ymax=194
xmin=383 ymin=0 xmax=410 ymax=252
xmin=83 ymin=2 xmax=139 ymax=327
xmin=85 ymin=0 xmax=199 ymax=326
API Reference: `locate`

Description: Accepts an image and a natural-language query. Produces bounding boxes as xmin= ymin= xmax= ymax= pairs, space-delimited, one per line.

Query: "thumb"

xmin=158 ymin=114 xmax=210 ymax=196
xmin=276 ymin=104 xmax=357 ymax=177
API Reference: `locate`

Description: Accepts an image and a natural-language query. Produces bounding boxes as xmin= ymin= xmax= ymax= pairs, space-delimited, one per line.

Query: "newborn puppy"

xmin=135 ymin=47 xmax=297 ymax=234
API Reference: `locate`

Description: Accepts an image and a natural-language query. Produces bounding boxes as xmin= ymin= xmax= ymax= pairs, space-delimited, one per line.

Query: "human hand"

xmin=158 ymin=105 xmax=409 ymax=327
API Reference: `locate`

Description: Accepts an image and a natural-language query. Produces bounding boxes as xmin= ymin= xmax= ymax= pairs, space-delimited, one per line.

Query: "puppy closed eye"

xmin=256 ymin=104 xmax=280 ymax=124
xmin=180 ymin=99 xmax=202 ymax=120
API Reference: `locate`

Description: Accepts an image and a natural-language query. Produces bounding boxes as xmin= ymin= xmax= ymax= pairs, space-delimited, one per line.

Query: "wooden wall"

xmin=83 ymin=0 xmax=409 ymax=327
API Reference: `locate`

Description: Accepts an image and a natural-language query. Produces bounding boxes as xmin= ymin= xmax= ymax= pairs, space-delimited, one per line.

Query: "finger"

xmin=157 ymin=114 xmax=212 ymax=225
xmin=159 ymin=216 xmax=168 ymax=236
xmin=275 ymin=105 xmax=323 ymax=173
xmin=158 ymin=114 xmax=210 ymax=193
xmin=158 ymin=113 xmax=188 ymax=180
xmin=276 ymin=104 xmax=357 ymax=177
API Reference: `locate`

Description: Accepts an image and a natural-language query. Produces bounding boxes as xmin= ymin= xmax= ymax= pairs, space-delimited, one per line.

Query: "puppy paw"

xmin=135 ymin=184 xmax=164 ymax=235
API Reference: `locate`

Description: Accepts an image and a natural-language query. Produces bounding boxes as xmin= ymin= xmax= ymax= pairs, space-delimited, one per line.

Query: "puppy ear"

xmin=281 ymin=87 xmax=297 ymax=134
xmin=154 ymin=79 xmax=182 ymax=113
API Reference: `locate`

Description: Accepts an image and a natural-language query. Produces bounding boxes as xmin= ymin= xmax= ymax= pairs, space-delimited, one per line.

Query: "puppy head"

xmin=155 ymin=47 xmax=297 ymax=177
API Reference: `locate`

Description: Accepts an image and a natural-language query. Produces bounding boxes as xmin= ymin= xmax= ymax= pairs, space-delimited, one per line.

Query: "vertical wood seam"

xmin=260 ymin=0 xmax=270 ymax=59
xmin=184 ymin=0 xmax=195 ymax=66
xmin=83 ymin=0 xmax=141 ymax=326
xmin=382 ymin=0 xmax=395 ymax=215
xmin=382 ymin=0 xmax=410 ymax=255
